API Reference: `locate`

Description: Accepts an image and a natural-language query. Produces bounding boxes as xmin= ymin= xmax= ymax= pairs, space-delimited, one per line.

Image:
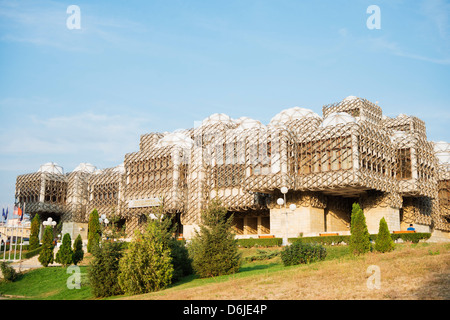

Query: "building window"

xmin=396 ymin=148 xmax=412 ymax=180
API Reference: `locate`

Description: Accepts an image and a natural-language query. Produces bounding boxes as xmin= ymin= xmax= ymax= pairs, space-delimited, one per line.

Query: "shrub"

xmin=87 ymin=209 xmax=101 ymax=253
xmin=118 ymin=218 xmax=174 ymax=295
xmin=23 ymin=246 xmax=42 ymax=259
xmin=375 ymin=217 xmax=395 ymax=253
xmin=349 ymin=203 xmax=371 ymax=255
xmin=29 ymin=214 xmax=41 ymax=250
xmin=88 ymin=241 xmax=124 ymax=298
xmin=55 ymin=233 xmax=73 ymax=266
xmin=38 ymin=226 xmax=54 ymax=267
xmin=243 ymin=249 xmax=281 ymax=263
xmin=169 ymin=239 xmax=193 ymax=282
xmin=72 ymin=234 xmax=84 ymax=265
xmin=288 ymin=235 xmax=349 ymax=246
xmin=0 ymin=262 xmax=18 ymax=282
xmin=189 ymin=200 xmax=241 ymax=278
xmin=281 ymin=241 xmax=327 ymax=266
xmin=390 ymin=232 xmax=431 ymax=243
xmin=237 ymin=238 xmax=283 ymax=248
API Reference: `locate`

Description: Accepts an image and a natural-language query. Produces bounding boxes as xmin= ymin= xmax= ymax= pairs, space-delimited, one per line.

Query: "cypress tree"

xmin=55 ymin=233 xmax=73 ymax=266
xmin=72 ymin=234 xmax=84 ymax=265
xmin=29 ymin=214 xmax=41 ymax=250
xmin=38 ymin=226 xmax=54 ymax=267
xmin=189 ymin=199 xmax=241 ymax=278
xmin=349 ymin=203 xmax=371 ymax=256
xmin=375 ymin=217 xmax=395 ymax=253
xmin=87 ymin=209 xmax=101 ymax=253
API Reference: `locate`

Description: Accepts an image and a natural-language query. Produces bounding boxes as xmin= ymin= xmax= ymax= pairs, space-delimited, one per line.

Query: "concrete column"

xmin=182 ymin=224 xmax=200 ymax=240
xmin=270 ymin=205 xmax=325 ymax=238
xmin=363 ymin=206 xmax=400 ymax=234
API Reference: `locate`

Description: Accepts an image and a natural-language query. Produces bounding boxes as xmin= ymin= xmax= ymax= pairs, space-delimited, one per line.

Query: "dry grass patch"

xmin=122 ymin=242 xmax=450 ymax=300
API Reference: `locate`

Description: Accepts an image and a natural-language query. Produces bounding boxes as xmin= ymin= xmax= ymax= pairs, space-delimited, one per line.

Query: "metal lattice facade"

xmin=14 ymin=96 xmax=450 ymax=238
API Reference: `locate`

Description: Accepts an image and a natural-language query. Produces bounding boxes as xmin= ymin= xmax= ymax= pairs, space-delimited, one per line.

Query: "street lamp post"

xmin=43 ymin=217 xmax=57 ymax=247
xmin=277 ymin=187 xmax=297 ymax=246
xmin=99 ymin=214 xmax=109 ymax=240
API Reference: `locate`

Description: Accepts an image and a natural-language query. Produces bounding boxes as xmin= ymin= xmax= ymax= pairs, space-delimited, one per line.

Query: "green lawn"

xmin=0 ymin=244 xmax=419 ymax=300
xmin=0 ymin=265 xmax=92 ymax=300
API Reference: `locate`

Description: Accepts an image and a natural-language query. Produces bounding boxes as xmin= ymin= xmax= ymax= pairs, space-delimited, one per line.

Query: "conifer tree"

xmin=375 ymin=217 xmax=395 ymax=253
xmin=72 ymin=234 xmax=84 ymax=265
xmin=349 ymin=203 xmax=371 ymax=256
xmin=38 ymin=226 xmax=54 ymax=267
xmin=88 ymin=241 xmax=124 ymax=298
xmin=189 ymin=199 xmax=241 ymax=278
xmin=55 ymin=233 xmax=73 ymax=266
xmin=118 ymin=213 xmax=174 ymax=295
xmin=29 ymin=214 xmax=41 ymax=250
xmin=87 ymin=209 xmax=101 ymax=253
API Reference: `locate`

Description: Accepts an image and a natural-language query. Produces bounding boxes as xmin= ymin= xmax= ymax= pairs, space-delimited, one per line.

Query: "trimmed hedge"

xmin=281 ymin=241 xmax=327 ymax=266
xmin=288 ymin=232 xmax=431 ymax=246
xmin=389 ymin=232 xmax=431 ymax=243
xmin=236 ymin=238 xmax=283 ymax=248
xmin=23 ymin=246 xmax=42 ymax=259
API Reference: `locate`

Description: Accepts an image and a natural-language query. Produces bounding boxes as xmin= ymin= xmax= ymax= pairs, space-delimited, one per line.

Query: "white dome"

xmin=320 ymin=112 xmax=357 ymax=127
xmin=433 ymin=141 xmax=450 ymax=153
xmin=434 ymin=141 xmax=450 ymax=164
xmin=156 ymin=132 xmax=193 ymax=149
xmin=37 ymin=162 xmax=64 ymax=174
xmin=201 ymin=113 xmax=234 ymax=127
xmin=73 ymin=163 xmax=97 ymax=174
xmin=343 ymin=95 xmax=359 ymax=101
xmin=233 ymin=116 xmax=252 ymax=126
xmin=236 ymin=118 xmax=265 ymax=130
xmin=112 ymin=163 xmax=125 ymax=174
xmin=270 ymin=107 xmax=320 ymax=126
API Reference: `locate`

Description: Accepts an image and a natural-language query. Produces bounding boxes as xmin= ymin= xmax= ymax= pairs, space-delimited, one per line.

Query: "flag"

xmin=5 ymin=207 xmax=8 ymax=220
xmin=2 ymin=208 xmax=4 ymax=221
xmin=13 ymin=206 xmax=22 ymax=217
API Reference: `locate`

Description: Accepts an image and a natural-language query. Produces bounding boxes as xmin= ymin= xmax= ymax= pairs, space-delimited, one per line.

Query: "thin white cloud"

xmin=0 ymin=112 xmax=151 ymax=163
xmin=366 ymin=36 xmax=450 ymax=65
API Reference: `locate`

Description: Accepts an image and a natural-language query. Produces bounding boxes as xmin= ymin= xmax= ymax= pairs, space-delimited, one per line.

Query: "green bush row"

xmin=236 ymin=238 xmax=283 ymax=248
xmin=281 ymin=241 xmax=327 ymax=266
xmin=23 ymin=246 xmax=42 ymax=259
xmin=288 ymin=232 xmax=431 ymax=245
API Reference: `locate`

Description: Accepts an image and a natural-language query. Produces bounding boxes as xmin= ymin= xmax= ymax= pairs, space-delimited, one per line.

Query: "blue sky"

xmin=0 ymin=0 xmax=449 ymax=208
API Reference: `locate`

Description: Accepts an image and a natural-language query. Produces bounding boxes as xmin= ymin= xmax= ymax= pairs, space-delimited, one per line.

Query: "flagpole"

xmin=8 ymin=225 xmax=11 ymax=261
xmin=19 ymin=203 xmax=25 ymax=261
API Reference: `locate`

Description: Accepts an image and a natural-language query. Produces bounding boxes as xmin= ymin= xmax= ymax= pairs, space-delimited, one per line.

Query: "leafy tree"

xmin=29 ymin=214 xmax=41 ymax=250
xmin=375 ymin=217 xmax=395 ymax=253
xmin=349 ymin=203 xmax=371 ymax=256
xmin=38 ymin=226 xmax=54 ymax=267
xmin=72 ymin=234 xmax=84 ymax=265
xmin=88 ymin=241 xmax=124 ymax=298
xmin=87 ymin=209 xmax=101 ymax=253
xmin=118 ymin=214 xmax=174 ymax=295
xmin=188 ymin=199 xmax=241 ymax=278
xmin=55 ymin=233 xmax=73 ymax=266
